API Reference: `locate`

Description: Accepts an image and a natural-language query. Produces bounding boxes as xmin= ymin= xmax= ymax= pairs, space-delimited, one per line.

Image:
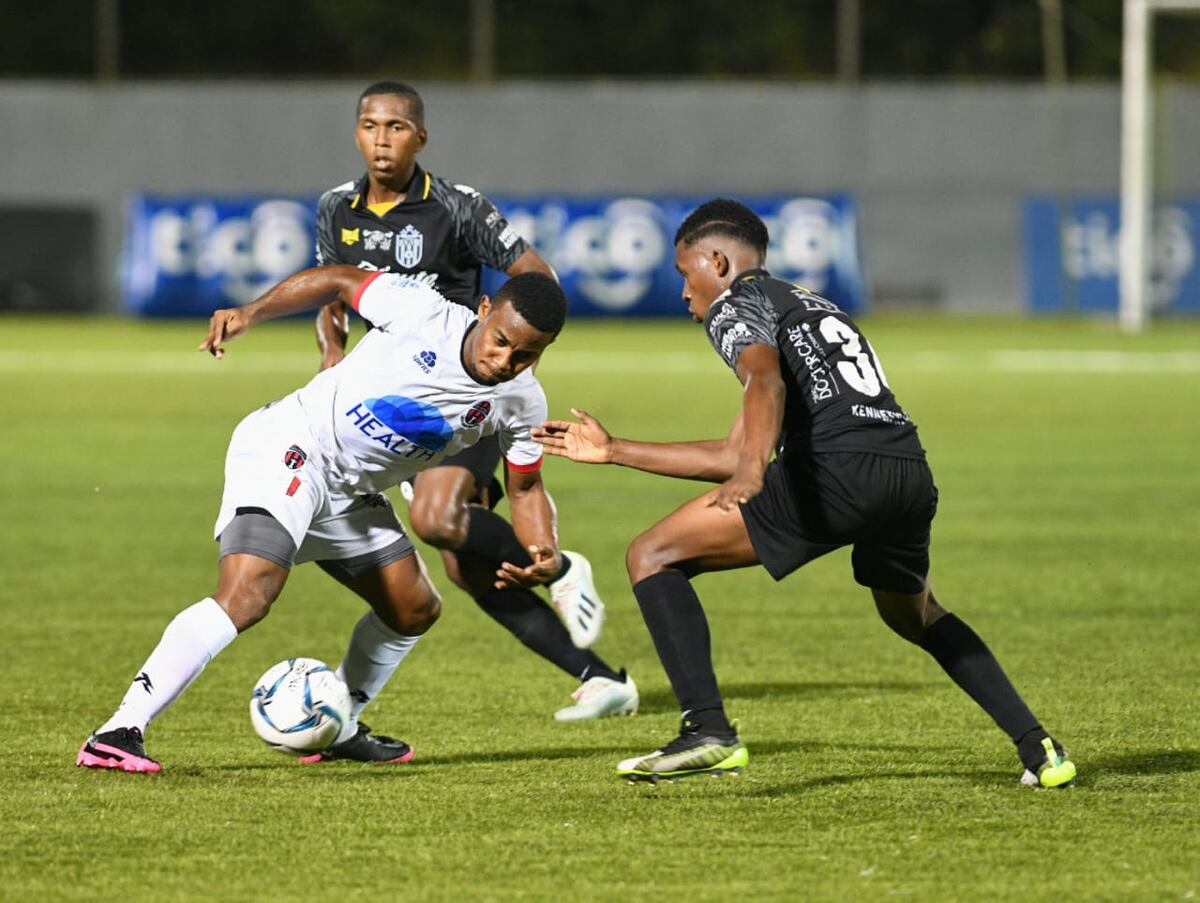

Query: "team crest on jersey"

xmin=341 ymin=228 xmax=360 ymax=246
xmin=461 ymin=400 xmax=492 ymax=427
xmin=283 ymin=445 xmax=307 ymax=470
xmin=395 ymin=224 xmax=424 ymax=268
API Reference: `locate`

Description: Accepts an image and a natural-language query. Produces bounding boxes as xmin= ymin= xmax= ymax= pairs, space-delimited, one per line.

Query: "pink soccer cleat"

xmin=77 ymin=727 xmax=162 ymax=773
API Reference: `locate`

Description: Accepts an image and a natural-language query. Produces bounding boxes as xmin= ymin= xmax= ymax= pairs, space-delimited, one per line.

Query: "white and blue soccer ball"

xmin=249 ymin=658 xmax=351 ymax=756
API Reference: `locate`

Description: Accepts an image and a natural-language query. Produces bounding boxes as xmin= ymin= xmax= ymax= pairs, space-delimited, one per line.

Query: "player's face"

xmin=355 ymin=94 xmax=427 ymax=186
xmin=464 ymin=298 xmax=556 ymax=386
xmin=675 ymin=240 xmax=731 ymax=322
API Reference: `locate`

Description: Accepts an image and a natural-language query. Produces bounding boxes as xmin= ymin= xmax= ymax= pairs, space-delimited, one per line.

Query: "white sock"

xmin=97 ymin=598 xmax=238 ymax=735
xmin=334 ymin=611 xmax=420 ymax=743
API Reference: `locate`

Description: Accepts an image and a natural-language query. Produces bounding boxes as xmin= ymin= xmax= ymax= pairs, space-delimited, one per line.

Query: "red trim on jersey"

xmin=286 ymin=477 xmax=302 ymax=497
xmin=350 ymin=271 xmax=386 ymax=312
xmin=505 ymin=457 xmax=543 ymax=474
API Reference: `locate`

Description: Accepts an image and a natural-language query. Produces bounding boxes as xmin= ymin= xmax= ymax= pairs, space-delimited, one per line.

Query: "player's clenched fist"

xmin=199 ymin=307 xmax=253 ymax=358
xmin=533 ymin=408 xmax=614 ymax=464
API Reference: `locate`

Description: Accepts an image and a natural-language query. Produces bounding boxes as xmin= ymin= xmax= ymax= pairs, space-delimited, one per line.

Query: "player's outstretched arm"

xmin=495 ymin=467 xmax=562 ymax=590
xmin=199 ymin=265 xmax=368 ymax=359
xmin=534 ymin=409 xmax=741 ymax=483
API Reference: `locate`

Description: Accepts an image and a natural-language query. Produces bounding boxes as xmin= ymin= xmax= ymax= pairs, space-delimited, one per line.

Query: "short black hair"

xmin=358 ymin=81 xmax=425 ymax=125
xmin=495 ymin=272 xmax=568 ymax=336
xmin=674 ymin=198 xmax=769 ymax=255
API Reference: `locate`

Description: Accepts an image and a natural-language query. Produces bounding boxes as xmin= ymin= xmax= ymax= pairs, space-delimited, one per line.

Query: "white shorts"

xmin=213 ymin=395 xmax=410 ymax=565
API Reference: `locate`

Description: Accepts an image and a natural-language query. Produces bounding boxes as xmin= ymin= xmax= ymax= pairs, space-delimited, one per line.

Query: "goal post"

xmin=1119 ymin=0 xmax=1200 ymax=333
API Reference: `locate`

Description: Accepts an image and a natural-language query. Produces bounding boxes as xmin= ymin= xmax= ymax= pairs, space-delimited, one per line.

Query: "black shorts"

xmin=416 ymin=434 xmax=505 ymax=507
xmin=740 ymin=451 xmax=938 ymax=594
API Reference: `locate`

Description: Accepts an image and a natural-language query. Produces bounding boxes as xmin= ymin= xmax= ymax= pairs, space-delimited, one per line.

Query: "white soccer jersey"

xmin=292 ymin=272 xmax=546 ymax=495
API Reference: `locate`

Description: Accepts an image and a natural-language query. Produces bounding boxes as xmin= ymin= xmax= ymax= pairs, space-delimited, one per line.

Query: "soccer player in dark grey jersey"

xmin=308 ymin=82 xmax=637 ymax=725
xmin=535 ymin=199 xmax=1076 ymax=787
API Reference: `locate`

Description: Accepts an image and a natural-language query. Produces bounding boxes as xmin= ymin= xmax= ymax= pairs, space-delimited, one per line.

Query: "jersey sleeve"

xmin=314 ymin=188 xmax=342 ymax=266
xmin=704 ymin=286 xmax=779 ymax=372
xmin=498 ymin=374 xmax=548 ymax=473
xmin=351 ymin=272 xmax=446 ymax=330
xmin=445 ymin=183 xmax=529 ymax=272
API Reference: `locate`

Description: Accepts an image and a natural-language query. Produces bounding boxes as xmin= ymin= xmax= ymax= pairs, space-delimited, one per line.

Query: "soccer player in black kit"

xmin=535 ymin=199 xmax=1076 ymax=786
xmin=310 ymin=81 xmax=637 ymax=732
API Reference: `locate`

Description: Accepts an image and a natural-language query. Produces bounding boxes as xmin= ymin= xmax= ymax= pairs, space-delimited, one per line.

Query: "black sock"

xmin=475 ymin=588 xmax=619 ymax=681
xmin=459 ymin=506 xmax=569 ymax=581
xmin=633 ymin=571 xmax=730 ymax=733
xmin=919 ymin=613 xmax=1041 ymax=745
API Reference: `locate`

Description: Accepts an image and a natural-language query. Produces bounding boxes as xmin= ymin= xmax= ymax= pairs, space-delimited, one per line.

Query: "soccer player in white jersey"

xmin=77 ymin=268 xmax=631 ymax=772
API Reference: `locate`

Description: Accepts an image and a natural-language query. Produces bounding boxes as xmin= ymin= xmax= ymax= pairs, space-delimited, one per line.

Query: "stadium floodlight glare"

xmin=1120 ymin=0 xmax=1200 ymax=333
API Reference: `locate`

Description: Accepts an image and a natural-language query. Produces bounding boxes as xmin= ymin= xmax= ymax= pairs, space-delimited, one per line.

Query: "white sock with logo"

xmin=96 ymin=598 xmax=238 ymax=735
xmin=334 ymin=610 xmax=420 ymax=744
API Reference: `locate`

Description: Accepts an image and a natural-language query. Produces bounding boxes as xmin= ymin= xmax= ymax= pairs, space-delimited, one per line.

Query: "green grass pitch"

xmin=1 ymin=313 xmax=1198 ymax=900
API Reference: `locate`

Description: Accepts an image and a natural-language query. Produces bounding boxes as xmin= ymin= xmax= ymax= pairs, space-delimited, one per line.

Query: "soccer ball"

xmin=249 ymin=658 xmax=351 ymax=756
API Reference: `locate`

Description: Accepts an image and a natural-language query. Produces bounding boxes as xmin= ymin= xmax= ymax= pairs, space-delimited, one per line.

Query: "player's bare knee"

xmin=626 ymin=531 xmax=675 ymax=584
xmin=382 ymin=589 xmax=442 ymax=636
xmin=410 ymin=501 xmax=468 ymax=549
xmin=213 ymin=582 xmax=279 ymax=632
xmin=871 ymin=589 xmax=928 ymax=645
xmin=214 ymin=557 xmax=286 ymax=631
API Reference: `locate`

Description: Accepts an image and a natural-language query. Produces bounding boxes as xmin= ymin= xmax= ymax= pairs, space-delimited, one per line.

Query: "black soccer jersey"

xmin=705 ymin=269 xmax=925 ymax=460
xmin=315 ymin=164 xmax=528 ymax=311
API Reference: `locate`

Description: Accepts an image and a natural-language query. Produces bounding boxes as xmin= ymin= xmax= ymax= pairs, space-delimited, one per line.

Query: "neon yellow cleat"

xmin=1021 ymin=736 xmax=1077 ymax=788
xmin=617 ymin=719 xmax=748 ymax=783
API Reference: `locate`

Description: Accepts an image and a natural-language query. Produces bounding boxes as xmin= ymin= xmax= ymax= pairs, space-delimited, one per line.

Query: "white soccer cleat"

xmin=550 ymin=550 xmax=605 ymax=648
xmin=554 ymin=672 xmax=639 ymax=722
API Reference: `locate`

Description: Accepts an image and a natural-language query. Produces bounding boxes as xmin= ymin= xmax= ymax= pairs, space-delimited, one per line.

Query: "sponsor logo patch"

xmin=341 ymin=227 xmax=360 ymax=246
xmin=363 ymin=229 xmax=392 ymax=251
xmin=413 ymin=349 xmax=437 ymax=373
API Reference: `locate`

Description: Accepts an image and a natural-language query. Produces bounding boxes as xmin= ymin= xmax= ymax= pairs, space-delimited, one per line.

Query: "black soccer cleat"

xmin=616 ymin=718 xmax=748 ymax=783
xmin=77 ymin=726 xmax=162 ymax=773
xmin=297 ymin=723 xmax=413 ymax=765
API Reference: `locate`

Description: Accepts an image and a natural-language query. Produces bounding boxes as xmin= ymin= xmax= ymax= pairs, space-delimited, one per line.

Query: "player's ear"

xmin=710 ymin=248 xmax=730 ymax=278
xmin=415 ymin=127 xmax=428 ymax=151
xmin=476 ymin=295 xmax=492 ymax=319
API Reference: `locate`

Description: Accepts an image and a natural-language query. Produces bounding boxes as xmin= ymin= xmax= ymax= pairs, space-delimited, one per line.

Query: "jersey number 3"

xmin=818 ymin=316 xmax=889 ymax=397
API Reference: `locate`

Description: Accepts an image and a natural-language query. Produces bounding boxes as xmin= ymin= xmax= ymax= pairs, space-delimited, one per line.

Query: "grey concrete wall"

xmin=2 ymin=79 xmax=1197 ymax=312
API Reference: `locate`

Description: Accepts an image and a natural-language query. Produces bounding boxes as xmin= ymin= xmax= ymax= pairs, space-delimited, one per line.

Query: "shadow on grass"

xmin=416 ymin=744 xmax=637 ymax=767
xmin=743 ymin=768 xmax=1013 ymax=796
xmin=1085 ymin=749 xmax=1200 ymax=777
xmin=741 ymin=749 xmax=1200 ymax=797
xmin=637 ymin=679 xmax=936 ymax=714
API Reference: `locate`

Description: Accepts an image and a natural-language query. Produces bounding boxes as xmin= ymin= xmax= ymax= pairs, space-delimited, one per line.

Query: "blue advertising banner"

xmin=1024 ymin=196 xmax=1200 ymax=314
xmin=123 ymin=196 xmax=318 ymax=317
xmin=124 ymin=193 xmax=864 ymax=317
xmin=482 ymin=194 xmax=866 ymax=317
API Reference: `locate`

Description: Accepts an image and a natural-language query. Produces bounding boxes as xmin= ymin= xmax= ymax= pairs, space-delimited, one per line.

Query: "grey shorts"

xmin=219 ymin=509 xmax=414 ymax=577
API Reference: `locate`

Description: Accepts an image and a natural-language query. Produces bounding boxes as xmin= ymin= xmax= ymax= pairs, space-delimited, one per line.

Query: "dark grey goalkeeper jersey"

xmin=315 ymin=164 xmax=528 ymax=312
xmin=704 ymin=269 xmax=925 ymax=460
